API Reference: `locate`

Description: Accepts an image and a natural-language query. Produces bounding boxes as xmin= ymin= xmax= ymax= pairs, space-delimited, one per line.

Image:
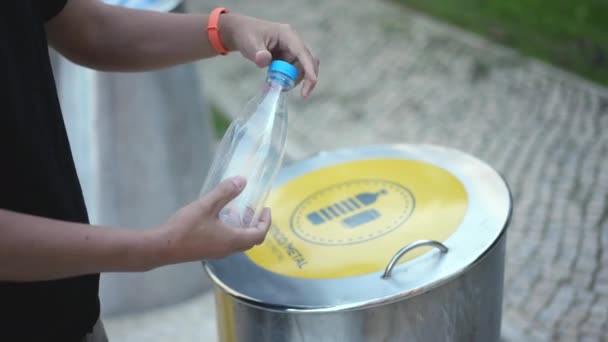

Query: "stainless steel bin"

xmin=206 ymin=144 xmax=512 ymax=341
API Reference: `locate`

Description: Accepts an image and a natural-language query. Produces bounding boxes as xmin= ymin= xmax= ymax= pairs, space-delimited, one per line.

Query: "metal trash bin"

xmin=205 ymin=144 xmax=512 ymax=341
xmin=50 ymin=0 xmax=214 ymax=316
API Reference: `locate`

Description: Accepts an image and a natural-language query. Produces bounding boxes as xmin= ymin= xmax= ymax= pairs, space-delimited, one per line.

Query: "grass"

xmin=397 ymin=0 xmax=608 ymax=86
xmin=210 ymin=104 xmax=231 ymax=137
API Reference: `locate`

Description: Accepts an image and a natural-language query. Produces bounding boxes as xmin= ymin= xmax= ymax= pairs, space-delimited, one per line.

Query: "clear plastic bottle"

xmin=200 ymin=60 xmax=298 ymax=227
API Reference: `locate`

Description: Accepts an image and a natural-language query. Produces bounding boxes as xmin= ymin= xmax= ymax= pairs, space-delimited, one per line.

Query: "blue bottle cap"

xmin=269 ymin=60 xmax=299 ymax=82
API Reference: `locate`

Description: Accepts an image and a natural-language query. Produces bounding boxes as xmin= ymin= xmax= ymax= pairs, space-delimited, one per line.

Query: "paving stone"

xmin=538 ymin=286 xmax=576 ymax=324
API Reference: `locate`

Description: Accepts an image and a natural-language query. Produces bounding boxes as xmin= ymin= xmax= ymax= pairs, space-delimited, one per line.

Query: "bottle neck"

xmin=265 ymin=71 xmax=295 ymax=91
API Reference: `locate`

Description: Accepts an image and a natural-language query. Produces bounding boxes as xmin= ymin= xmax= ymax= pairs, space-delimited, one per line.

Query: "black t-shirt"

xmin=0 ymin=1 xmax=100 ymax=340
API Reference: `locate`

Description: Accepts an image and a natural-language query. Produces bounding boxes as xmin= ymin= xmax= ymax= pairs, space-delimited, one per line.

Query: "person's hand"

xmin=154 ymin=176 xmax=271 ymax=264
xmin=218 ymin=13 xmax=320 ymax=99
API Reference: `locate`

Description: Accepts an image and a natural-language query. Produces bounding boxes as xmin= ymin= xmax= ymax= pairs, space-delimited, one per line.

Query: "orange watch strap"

xmin=208 ymin=7 xmax=230 ymax=55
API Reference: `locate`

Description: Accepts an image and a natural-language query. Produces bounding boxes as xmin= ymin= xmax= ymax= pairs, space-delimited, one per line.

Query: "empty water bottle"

xmin=200 ymin=60 xmax=298 ymax=227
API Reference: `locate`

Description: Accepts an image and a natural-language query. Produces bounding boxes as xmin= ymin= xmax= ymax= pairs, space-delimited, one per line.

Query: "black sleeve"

xmin=40 ymin=0 xmax=68 ymax=22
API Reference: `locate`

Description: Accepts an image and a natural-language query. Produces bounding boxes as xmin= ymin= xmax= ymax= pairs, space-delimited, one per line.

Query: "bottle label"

xmin=245 ymin=159 xmax=468 ymax=279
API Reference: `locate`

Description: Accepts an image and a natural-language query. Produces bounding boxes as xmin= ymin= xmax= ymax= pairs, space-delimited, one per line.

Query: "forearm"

xmin=47 ymin=1 xmax=226 ymax=71
xmin=90 ymin=7 xmax=217 ymax=71
xmin=46 ymin=0 xmax=318 ymax=96
xmin=0 ymin=209 xmax=162 ymax=281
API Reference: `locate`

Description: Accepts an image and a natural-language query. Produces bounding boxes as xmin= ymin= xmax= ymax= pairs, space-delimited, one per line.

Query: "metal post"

xmin=50 ymin=0 xmax=214 ymax=316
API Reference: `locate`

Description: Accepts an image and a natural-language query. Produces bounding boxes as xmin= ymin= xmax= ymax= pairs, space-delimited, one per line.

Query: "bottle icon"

xmin=200 ymin=60 xmax=298 ymax=227
xmin=306 ymin=189 xmax=387 ymax=228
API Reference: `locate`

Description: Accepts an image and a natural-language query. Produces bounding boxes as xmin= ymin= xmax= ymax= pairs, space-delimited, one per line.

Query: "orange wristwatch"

xmin=207 ymin=7 xmax=230 ymax=55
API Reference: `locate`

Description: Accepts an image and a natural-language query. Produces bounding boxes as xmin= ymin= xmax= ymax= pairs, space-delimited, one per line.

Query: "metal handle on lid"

xmin=382 ymin=240 xmax=449 ymax=279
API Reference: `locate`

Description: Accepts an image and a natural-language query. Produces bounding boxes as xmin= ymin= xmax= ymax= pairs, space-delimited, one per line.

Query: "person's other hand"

xmin=219 ymin=13 xmax=320 ymax=98
xmin=155 ymin=176 xmax=271 ymax=263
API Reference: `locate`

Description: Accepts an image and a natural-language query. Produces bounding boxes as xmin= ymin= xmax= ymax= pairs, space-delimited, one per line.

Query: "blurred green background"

xmin=210 ymin=104 xmax=231 ymax=138
xmin=399 ymin=0 xmax=608 ymax=86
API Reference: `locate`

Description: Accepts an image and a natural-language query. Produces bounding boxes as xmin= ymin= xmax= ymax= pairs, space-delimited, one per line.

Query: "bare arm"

xmin=46 ymin=0 xmax=319 ymax=97
xmin=0 ymin=177 xmax=269 ymax=282
xmin=46 ymin=0 xmax=216 ymax=71
xmin=0 ymin=209 xmax=157 ymax=281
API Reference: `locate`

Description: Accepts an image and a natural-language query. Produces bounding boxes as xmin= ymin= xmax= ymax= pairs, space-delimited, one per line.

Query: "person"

xmin=0 ymin=1 xmax=319 ymax=341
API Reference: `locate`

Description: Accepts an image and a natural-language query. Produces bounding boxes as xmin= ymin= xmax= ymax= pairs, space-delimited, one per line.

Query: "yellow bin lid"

xmin=205 ymin=144 xmax=511 ymax=312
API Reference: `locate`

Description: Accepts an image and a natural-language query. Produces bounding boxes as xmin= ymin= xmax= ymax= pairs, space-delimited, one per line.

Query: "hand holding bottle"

xmin=156 ymin=177 xmax=271 ymax=262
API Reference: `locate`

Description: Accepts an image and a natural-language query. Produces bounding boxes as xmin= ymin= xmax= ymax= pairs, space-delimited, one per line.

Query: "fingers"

xmin=242 ymin=207 xmax=255 ymax=226
xmin=313 ymin=54 xmax=320 ymax=83
xmin=220 ymin=205 xmax=242 ymax=227
xmin=281 ymin=29 xmax=317 ymax=98
xmin=295 ymin=48 xmax=317 ymax=99
xmin=226 ymin=207 xmax=272 ymax=252
xmin=246 ymin=21 xmax=319 ymax=98
xmin=272 ymin=45 xmax=317 ymax=98
xmin=256 ymin=207 xmax=271 ymax=231
xmin=292 ymin=60 xmax=305 ymax=86
xmin=203 ymin=176 xmax=246 ymax=216
xmin=261 ymin=24 xmax=318 ymax=98
xmin=230 ymin=227 xmax=266 ymax=252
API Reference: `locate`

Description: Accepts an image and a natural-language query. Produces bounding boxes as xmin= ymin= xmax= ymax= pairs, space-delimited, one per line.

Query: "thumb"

xmin=254 ymin=50 xmax=272 ymax=68
xmin=237 ymin=36 xmax=271 ymax=68
xmin=204 ymin=176 xmax=247 ymax=215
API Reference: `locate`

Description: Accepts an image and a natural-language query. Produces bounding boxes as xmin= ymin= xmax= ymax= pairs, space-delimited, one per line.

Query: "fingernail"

xmin=231 ymin=176 xmax=246 ymax=190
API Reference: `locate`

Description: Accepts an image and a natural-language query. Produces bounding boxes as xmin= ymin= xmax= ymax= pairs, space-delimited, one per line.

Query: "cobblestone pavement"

xmin=186 ymin=0 xmax=608 ymax=340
